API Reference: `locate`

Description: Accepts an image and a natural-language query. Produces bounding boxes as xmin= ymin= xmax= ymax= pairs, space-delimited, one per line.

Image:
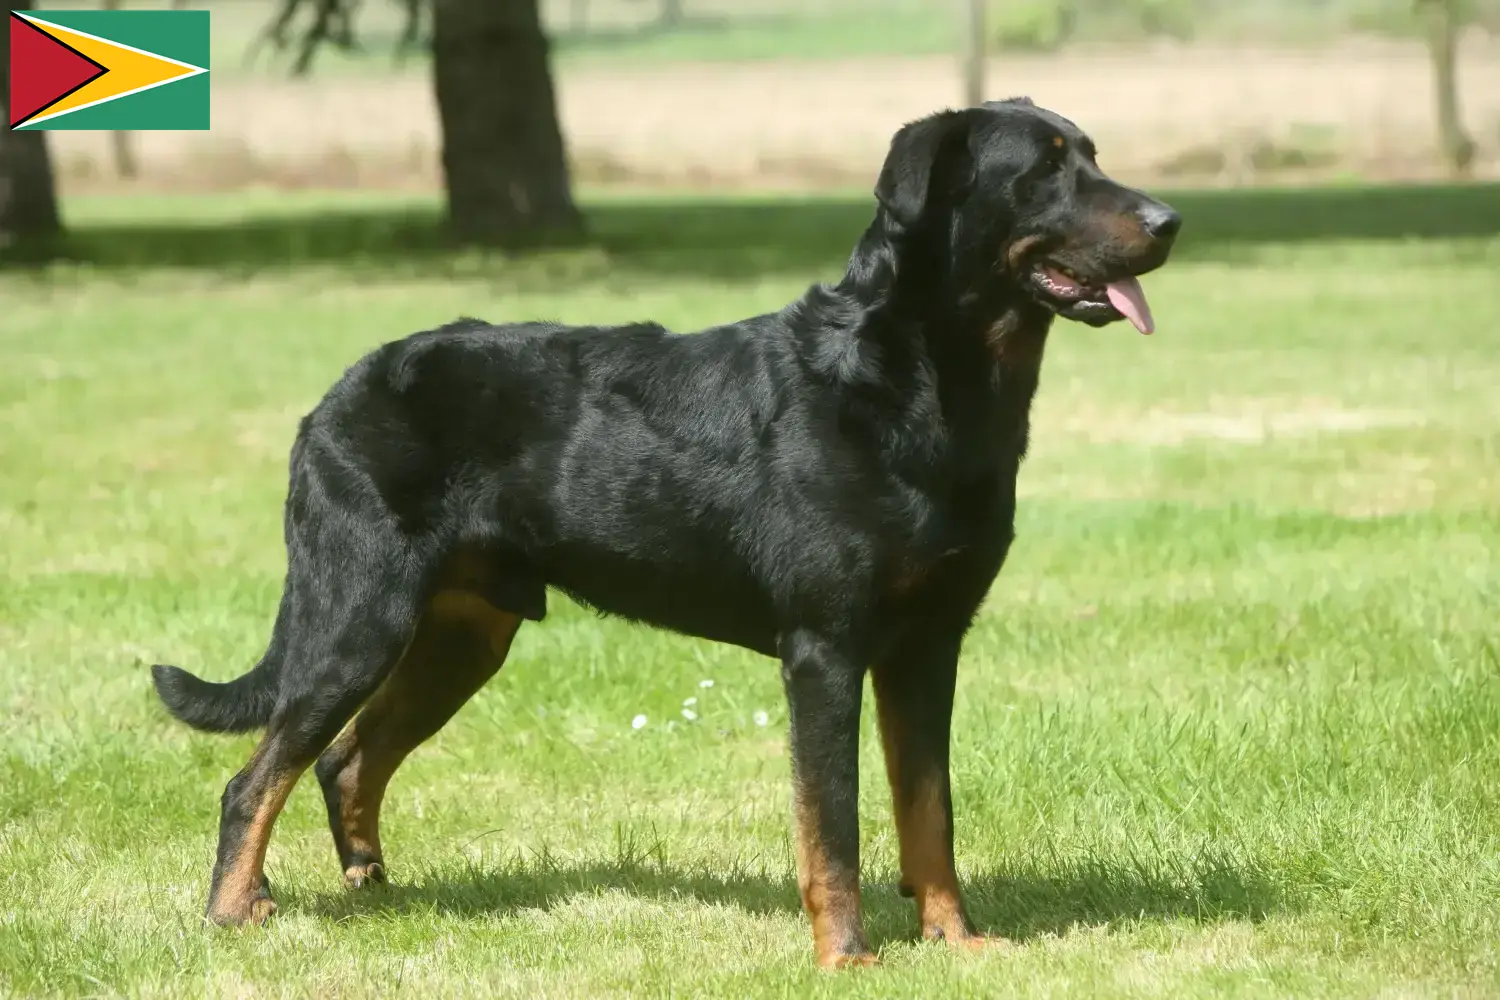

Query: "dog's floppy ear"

xmin=874 ymin=109 xmax=975 ymax=231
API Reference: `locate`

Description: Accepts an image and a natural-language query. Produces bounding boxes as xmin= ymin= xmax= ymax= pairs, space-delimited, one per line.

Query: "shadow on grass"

xmin=7 ymin=182 xmax=1499 ymax=286
xmin=301 ymin=850 xmax=1286 ymax=945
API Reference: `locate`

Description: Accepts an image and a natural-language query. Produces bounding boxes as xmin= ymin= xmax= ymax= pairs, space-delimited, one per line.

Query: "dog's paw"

xmin=925 ymin=925 xmax=1013 ymax=953
xmin=205 ymin=883 xmax=277 ymax=927
xmin=819 ymin=949 xmax=880 ymax=970
xmin=247 ymin=897 xmax=278 ymax=924
xmin=343 ymin=861 xmax=387 ymax=890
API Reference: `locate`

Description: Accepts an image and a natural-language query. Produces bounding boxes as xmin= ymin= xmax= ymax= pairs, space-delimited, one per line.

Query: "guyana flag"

xmin=7 ymin=8 xmax=209 ymax=130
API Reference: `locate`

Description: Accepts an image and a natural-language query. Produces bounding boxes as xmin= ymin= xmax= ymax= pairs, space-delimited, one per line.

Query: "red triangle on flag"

xmin=9 ymin=12 xmax=110 ymax=128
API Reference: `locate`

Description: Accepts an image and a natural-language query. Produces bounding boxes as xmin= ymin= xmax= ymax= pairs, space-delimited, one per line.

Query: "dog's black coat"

xmin=152 ymin=98 xmax=1179 ymax=966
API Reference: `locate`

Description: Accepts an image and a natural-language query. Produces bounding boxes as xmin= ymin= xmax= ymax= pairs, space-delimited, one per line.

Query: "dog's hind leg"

xmin=203 ymin=537 xmax=424 ymax=926
xmin=314 ymin=587 xmax=523 ymax=888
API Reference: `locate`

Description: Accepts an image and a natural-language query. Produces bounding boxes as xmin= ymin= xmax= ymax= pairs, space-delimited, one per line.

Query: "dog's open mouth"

xmin=1030 ymin=264 xmax=1155 ymax=335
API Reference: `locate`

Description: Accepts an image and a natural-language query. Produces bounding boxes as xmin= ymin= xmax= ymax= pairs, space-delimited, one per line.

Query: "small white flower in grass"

xmin=683 ymin=696 xmax=697 ymax=707
xmin=682 ymin=708 xmax=698 ymax=722
xmin=699 ymin=679 xmax=715 ymax=689
xmin=632 ymin=714 xmax=648 ymax=730
xmin=753 ymin=710 xmax=769 ymax=727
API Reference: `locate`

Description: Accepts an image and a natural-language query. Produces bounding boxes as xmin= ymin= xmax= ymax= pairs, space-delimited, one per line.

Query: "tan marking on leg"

xmin=322 ymin=595 xmax=521 ymax=889
xmin=429 ymin=589 xmax=523 ymax=657
xmin=794 ymin=788 xmax=876 ymax=969
xmin=875 ymin=699 xmax=914 ymax=901
xmin=325 ymin=727 xmax=392 ymax=887
xmin=900 ymin=778 xmax=973 ymax=942
xmin=875 ymin=680 xmax=1008 ymax=952
xmin=207 ymin=768 xmax=300 ymax=925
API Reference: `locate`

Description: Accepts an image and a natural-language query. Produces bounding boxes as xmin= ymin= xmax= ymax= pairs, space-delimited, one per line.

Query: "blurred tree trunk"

xmin=659 ymin=0 xmax=684 ymax=27
xmin=1420 ymin=0 xmax=1475 ymax=177
xmin=962 ymin=0 xmax=986 ymax=107
xmin=102 ymin=0 xmax=138 ymax=179
xmin=0 ymin=9 xmax=64 ymax=250
xmin=431 ymin=0 xmax=583 ymax=245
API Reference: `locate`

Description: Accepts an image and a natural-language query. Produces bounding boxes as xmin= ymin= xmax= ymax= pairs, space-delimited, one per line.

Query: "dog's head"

xmin=874 ymin=98 xmax=1180 ymax=334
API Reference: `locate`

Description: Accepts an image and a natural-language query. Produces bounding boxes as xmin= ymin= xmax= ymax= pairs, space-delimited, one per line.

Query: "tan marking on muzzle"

xmin=1004 ymin=234 xmax=1047 ymax=275
xmin=1094 ymin=209 xmax=1152 ymax=255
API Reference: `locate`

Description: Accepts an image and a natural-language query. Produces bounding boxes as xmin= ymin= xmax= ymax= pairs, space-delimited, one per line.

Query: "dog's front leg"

xmin=872 ymin=628 xmax=1006 ymax=951
xmin=779 ymin=629 xmax=876 ymax=969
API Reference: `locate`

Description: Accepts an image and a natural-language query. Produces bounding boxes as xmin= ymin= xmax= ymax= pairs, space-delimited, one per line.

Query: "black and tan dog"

xmin=152 ymin=97 xmax=1179 ymax=969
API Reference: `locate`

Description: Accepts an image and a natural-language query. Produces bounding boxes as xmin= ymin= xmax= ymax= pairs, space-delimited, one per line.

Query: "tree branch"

xmin=252 ymin=0 xmax=395 ymax=76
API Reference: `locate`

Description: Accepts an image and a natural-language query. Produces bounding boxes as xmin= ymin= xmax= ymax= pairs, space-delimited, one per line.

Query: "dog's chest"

xmin=886 ymin=539 xmax=968 ymax=600
xmin=875 ymin=460 xmax=1018 ymax=601
xmin=880 ymin=498 xmax=991 ymax=594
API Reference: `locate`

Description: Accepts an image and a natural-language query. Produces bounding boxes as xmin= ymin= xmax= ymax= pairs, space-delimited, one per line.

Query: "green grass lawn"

xmin=2 ymin=185 xmax=1499 ymax=997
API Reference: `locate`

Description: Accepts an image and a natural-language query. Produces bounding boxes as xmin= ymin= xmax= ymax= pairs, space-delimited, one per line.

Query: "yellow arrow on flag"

xmin=17 ymin=13 xmax=207 ymax=127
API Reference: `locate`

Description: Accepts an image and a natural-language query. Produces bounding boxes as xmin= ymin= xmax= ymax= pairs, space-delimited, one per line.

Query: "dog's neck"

xmin=773 ymin=210 xmax=1056 ymax=482
xmin=802 ymin=210 xmax=1055 ymax=440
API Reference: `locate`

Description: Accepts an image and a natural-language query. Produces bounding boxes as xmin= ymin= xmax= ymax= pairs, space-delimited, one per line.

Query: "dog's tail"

xmin=150 ymin=586 xmax=292 ymax=734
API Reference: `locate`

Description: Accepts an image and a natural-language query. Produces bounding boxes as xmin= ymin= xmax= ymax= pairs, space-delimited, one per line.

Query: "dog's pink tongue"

xmin=1105 ymin=277 xmax=1155 ymax=335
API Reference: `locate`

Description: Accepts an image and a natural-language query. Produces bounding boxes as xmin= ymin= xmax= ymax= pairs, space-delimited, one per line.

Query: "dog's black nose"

xmin=1141 ymin=204 xmax=1182 ymax=241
